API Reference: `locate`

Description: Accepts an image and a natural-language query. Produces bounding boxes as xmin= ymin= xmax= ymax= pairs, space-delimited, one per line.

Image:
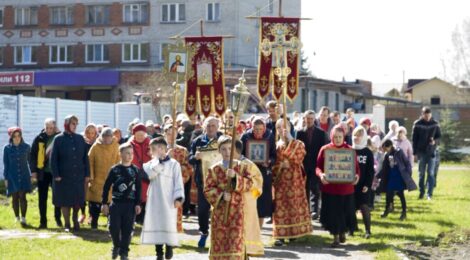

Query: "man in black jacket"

xmin=412 ymin=106 xmax=441 ymax=200
xmin=296 ymin=110 xmax=327 ymax=219
xmin=30 ymin=118 xmax=62 ymax=229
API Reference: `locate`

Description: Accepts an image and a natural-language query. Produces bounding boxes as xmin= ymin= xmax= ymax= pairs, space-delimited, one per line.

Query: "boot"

xmin=165 ymin=245 xmax=173 ymax=259
xmin=156 ymin=245 xmax=164 ymax=260
xmin=399 ymin=211 xmax=407 ymax=221
xmin=111 ymin=247 xmax=119 ymax=259
xmin=381 ymin=209 xmax=389 ymax=218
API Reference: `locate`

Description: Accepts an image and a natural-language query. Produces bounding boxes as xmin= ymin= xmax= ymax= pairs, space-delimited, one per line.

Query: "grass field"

xmin=1 ymin=165 xmax=469 ymax=260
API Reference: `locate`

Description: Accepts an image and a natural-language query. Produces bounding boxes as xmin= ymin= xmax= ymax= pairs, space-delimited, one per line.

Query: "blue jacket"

xmin=3 ymin=142 xmax=32 ymax=196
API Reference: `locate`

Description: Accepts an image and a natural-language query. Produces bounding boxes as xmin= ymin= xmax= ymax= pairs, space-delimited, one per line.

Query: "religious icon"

xmin=197 ymin=53 xmax=213 ymax=85
xmin=246 ymin=140 xmax=269 ymax=164
xmin=169 ymin=52 xmax=186 ymax=73
xmin=324 ymin=149 xmax=356 ymax=183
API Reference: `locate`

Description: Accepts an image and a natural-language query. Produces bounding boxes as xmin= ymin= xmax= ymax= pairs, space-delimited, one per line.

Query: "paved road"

xmin=136 ymin=216 xmax=374 ymax=260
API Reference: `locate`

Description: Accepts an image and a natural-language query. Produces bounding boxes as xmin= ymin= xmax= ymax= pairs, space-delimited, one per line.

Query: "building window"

xmin=207 ymin=3 xmax=220 ymax=22
xmin=14 ymin=46 xmax=38 ymax=64
xmin=268 ymin=0 xmax=274 ymax=14
xmin=301 ymin=88 xmax=308 ymax=111
xmin=123 ymin=43 xmax=148 ymax=63
xmin=161 ymin=3 xmax=185 ymax=23
xmin=159 ymin=43 xmax=169 ymax=62
xmin=123 ymin=3 xmax=148 ymax=24
xmin=312 ymin=90 xmax=317 ymax=110
xmin=87 ymin=5 xmax=110 ymax=25
xmin=430 ymin=96 xmax=440 ymax=105
xmin=50 ymin=6 xmax=73 ymax=25
xmin=50 ymin=45 xmax=73 ymax=64
xmin=335 ymin=93 xmax=340 ymax=111
xmin=324 ymin=91 xmax=329 ymax=106
xmin=15 ymin=7 xmax=38 ymax=26
xmin=86 ymin=44 xmax=109 ymax=63
xmin=0 ymin=8 xmax=4 ymax=27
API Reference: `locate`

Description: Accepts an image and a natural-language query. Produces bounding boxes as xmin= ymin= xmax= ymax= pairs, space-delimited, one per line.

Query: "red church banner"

xmin=257 ymin=17 xmax=300 ymax=101
xmin=185 ymin=36 xmax=226 ymax=117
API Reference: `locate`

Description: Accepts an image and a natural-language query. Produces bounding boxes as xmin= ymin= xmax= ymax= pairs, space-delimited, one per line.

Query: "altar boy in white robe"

xmin=141 ymin=137 xmax=185 ymax=260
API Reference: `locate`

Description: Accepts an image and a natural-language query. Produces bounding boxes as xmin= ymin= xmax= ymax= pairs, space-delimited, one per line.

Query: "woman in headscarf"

xmin=394 ymin=126 xmax=414 ymax=167
xmin=50 ymin=115 xmax=90 ymax=232
xmin=383 ymin=120 xmax=399 ymax=143
xmin=316 ymin=125 xmax=360 ymax=247
xmin=352 ymin=126 xmax=375 ymax=239
xmin=3 ymin=127 xmax=32 ymax=226
xmin=86 ymin=127 xmax=120 ymax=229
xmin=272 ymin=119 xmax=312 ymax=246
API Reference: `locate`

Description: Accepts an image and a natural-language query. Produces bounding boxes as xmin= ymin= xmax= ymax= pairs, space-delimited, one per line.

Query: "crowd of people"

xmin=2 ymin=103 xmax=441 ymax=259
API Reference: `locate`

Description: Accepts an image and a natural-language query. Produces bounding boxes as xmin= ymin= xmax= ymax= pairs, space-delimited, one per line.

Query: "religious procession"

xmin=2 ymin=0 xmax=468 ymax=260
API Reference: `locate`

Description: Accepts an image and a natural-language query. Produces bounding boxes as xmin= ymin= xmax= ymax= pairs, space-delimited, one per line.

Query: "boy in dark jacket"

xmin=102 ymin=143 xmax=142 ymax=260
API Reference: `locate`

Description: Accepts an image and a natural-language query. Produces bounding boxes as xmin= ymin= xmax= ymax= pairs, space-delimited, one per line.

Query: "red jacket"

xmin=130 ymin=137 xmax=151 ymax=202
xmin=316 ymin=142 xmax=360 ymax=195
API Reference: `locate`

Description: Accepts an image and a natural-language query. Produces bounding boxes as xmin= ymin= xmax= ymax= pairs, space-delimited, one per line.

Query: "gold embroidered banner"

xmin=185 ymin=36 xmax=226 ymax=117
xmin=257 ymin=17 xmax=300 ymax=101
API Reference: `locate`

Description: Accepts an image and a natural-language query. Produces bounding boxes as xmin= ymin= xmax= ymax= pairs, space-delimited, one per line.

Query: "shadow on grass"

xmin=370 ymin=220 xmax=417 ymax=229
xmin=71 ymin=228 xmax=112 ymax=243
xmin=178 ymin=243 xmax=208 ymax=254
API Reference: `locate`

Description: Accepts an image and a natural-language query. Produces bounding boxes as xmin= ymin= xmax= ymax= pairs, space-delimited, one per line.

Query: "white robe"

xmin=141 ymin=158 xmax=185 ymax=246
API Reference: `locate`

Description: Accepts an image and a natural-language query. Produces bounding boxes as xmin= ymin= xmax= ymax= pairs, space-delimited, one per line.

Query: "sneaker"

xmin=274 ymin=239 xmax=284 ymax=246
xmin=111 ymin=247 xmax=119 ymax=259
xmin=365 ymin=231 xmax=371 ymax=239
xmin=78 ymin=214 xmax=86 ymax=224
xmin=266 ymin=218 xmax=273 ymax=224
xmin=165 ymin=245 xmax=173 ymax=259
xmin=198 ymin=234 xmax=208 ymax=248
xmin=20 ymin=217 xmax=27 ymax=225
xmin=311 ymin=212 xmax=319 ymax=220
xmin=15 ymin=217 xmax=20 ymax=223
xmin=381 ymin=210 xmax=389 ymax=218
xmin=427 ymin=196 xmax=432 ymax=201
xmin=64 ymin=224 xmax=71 ymax=233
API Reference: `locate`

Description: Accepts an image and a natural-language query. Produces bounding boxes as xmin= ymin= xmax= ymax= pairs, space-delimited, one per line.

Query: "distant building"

xmin=404 ymin=77 xmax=470 ymax=105
xmin=0 ymin=0 xmax=301 ymax=102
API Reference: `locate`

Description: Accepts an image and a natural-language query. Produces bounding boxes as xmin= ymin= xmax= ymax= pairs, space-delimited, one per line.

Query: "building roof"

xmin=404 ymin=78 xmax=429 ymax=92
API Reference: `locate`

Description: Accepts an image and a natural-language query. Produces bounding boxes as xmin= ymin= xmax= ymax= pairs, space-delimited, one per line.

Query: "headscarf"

xmin=352 ymin=126 xmax=368 ymax=150
xmin=84 ymin=123 xmax=98 ymax=144
xmin=7 ymin=126 xmax=22 ymax=137
xmin=329 ymin=125 xmax=346 ymax=148
xmin=64 ymin=115 xmax=78 ymax=133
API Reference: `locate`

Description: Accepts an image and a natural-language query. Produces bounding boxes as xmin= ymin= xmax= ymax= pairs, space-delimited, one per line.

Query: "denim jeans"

xmin=418 ymin=152 xmax=436 ymax=197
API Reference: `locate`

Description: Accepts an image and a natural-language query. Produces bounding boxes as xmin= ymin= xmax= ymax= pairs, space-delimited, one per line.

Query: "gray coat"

xmin=378 ymin=148 xmax=417 ymax=192
xmin=50 ymin=132 xmax=90 ymax=207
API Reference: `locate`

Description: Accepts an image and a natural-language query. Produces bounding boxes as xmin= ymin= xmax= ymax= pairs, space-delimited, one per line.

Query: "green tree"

xmin=439 ymin=108 xmax=461 ymax=161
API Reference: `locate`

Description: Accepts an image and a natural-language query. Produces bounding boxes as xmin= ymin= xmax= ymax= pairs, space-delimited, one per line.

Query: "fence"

xmin=0 ymin=94 xmax=158 ymax=178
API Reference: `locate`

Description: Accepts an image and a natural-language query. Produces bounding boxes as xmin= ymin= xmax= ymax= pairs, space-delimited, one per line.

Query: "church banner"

xmin=257 ymin=17 xmax=300 ymax=101
xmin=185 ymin=36 xmax=226 ymax=117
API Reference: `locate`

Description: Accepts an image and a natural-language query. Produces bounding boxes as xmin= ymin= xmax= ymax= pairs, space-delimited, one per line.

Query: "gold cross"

xmin=202 ymin=95 xmax=210 ymax=105
xmin=188 ymin=95 xmax=196 ymax=104
xmin=216 ymin=94 xmax=224 ymax=104
xmin=289 ymin=77 xmax=296 ymax=87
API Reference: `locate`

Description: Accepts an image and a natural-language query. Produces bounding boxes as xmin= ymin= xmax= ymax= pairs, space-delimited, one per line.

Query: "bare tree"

xmin=446 ymin=18 xmax=470 ymax=85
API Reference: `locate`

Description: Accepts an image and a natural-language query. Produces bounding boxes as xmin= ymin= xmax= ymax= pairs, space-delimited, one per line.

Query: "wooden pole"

xmin=224 ymin=113 xmax=239 ymax=224
xmin=170 ymin=80 xmax=179 ymax=148
xmin=200 ymin=20 xmax=204 ymax=36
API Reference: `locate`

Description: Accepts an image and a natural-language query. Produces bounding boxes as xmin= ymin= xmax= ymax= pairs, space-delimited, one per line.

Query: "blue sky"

xmin=301 ymin=0 xmax=470 ymax=94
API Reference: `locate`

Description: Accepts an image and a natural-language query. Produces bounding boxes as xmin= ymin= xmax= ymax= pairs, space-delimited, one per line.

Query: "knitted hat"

xmin=132 ymin=123 xmax=147 ymax=134
xmin=8 ymin=126 xmax=22 ymax=137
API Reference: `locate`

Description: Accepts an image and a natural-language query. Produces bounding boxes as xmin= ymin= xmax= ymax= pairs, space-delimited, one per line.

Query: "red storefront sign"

xmin=0 ymin=72 xmax=34 ymax=87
